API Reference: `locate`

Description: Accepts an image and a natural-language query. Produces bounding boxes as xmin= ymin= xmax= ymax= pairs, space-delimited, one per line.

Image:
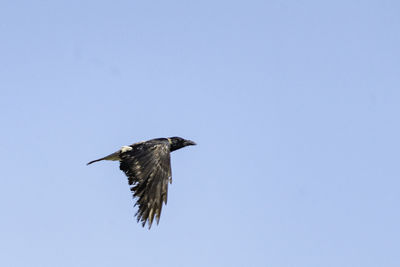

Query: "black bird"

xmin=87 ymin=137 xmax=196 ymax=228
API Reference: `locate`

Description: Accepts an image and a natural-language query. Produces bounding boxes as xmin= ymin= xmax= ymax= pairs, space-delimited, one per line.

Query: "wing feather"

xmin=119 ymin=141 xmax=171 ymax=228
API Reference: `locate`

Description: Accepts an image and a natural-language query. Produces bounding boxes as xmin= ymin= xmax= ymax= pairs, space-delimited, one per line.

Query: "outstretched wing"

xmin=119 ymin=141 xmax=172 ymax=228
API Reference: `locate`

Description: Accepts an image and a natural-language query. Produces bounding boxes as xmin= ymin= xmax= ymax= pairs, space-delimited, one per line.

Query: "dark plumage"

xmin=87 ymin=137 xmax=196 ymax=228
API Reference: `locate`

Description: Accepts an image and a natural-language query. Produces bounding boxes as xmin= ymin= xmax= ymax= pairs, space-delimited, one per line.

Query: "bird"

xmin=87 ymin=137 xmax=196 ymax=228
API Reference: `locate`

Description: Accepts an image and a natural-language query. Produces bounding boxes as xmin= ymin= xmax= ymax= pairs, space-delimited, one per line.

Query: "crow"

xmin=87 ymin=137 xmax=196 ymax=228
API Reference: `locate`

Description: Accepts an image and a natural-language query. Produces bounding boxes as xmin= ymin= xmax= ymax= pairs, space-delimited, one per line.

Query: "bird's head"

xmin=168 ymin=137 xmax=196 ymax=152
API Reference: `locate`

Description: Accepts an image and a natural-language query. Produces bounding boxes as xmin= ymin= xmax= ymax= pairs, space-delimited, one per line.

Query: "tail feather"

xmin=87 ymin=151 xmax=120 ymax=165
xmin=87 ymin=158 xmax=105 ymax=165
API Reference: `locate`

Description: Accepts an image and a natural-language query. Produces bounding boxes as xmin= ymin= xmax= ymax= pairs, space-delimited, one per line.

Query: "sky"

xmin=0 ymin=0 xmax=399 ymax=266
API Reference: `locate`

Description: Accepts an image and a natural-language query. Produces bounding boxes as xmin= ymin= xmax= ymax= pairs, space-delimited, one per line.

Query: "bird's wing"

xmin=119 ymin=142 xmax=172 ymax=228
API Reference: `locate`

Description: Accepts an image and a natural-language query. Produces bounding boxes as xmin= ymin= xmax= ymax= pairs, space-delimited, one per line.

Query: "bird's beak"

xmin=184 ymin=140 xmax=197 ymax=146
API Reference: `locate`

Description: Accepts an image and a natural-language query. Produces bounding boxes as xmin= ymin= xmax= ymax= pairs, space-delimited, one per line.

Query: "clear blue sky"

xmin=1 ymin=1 xmax=399 ymax=266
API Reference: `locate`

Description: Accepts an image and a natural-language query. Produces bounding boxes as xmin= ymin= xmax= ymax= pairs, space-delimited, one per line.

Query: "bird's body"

xmin=87 ymin=137 xmax=196 ymax=228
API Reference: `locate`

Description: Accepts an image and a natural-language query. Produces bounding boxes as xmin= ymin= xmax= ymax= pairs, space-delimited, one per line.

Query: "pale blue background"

xmin=1 ymin=1 xmax=399 ymax=266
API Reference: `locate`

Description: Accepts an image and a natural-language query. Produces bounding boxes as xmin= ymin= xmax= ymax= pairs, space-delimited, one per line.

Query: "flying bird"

xmin=87 ymin=137 xmax=196 ymax=228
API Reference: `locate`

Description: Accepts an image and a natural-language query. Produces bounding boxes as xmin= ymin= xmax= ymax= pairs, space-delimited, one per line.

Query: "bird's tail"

xmin=87 ymin=151 xmax=120 ymax=165
xmin=87 ymin=158 xmax=105 ymax=165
